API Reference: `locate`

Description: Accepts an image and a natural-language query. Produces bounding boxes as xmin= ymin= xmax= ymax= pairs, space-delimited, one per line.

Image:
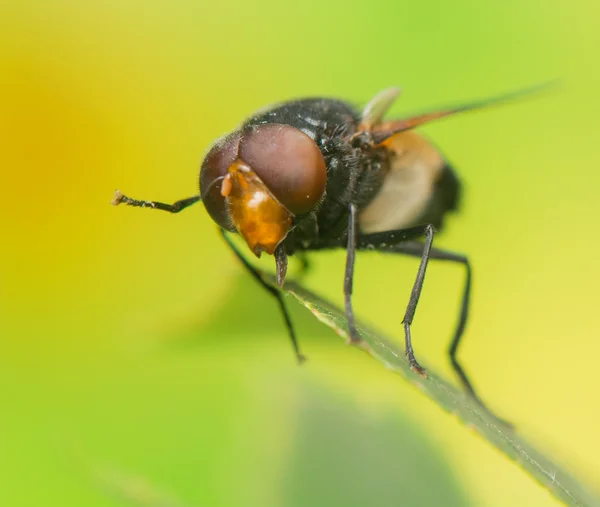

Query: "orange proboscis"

xmin=225 ymin=160 xmax=292 ymax=257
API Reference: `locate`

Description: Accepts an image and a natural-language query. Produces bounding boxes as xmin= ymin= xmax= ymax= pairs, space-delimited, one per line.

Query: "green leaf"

xmin=283 ymin=280 xmax=600 ymax=507
xmin=281 ymin=383 xmax=470 ymax=507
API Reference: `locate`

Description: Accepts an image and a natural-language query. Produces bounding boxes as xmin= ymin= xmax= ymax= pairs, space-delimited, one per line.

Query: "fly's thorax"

xmin=282 ymin=134 xmax=388 ymax=251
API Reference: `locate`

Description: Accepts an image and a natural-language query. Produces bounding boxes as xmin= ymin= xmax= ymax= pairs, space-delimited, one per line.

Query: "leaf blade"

xmin=285 ymin=281 xmax=599 ymax=507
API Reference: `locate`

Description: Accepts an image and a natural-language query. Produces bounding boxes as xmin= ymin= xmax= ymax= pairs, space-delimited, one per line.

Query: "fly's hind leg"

xmin=350 ymin=221 xmax=436 ymax=368
xmin=359 ymin=236 xmax=511 ymax=426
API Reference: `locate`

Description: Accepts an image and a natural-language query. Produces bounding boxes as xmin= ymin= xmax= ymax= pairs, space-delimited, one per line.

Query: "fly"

xmin=112 ymin=84 xmax=547 ymax=421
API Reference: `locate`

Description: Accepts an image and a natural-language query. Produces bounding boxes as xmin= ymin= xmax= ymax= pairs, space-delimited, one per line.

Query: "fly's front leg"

xmin=112 ymin=190 xmax=200 ymax=213
xmin=220 ymin=229 xmax=305 ymax=364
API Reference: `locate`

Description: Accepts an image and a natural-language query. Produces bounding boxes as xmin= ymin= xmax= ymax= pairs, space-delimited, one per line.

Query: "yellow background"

xmin=1 ymin=0 xmax=599 ymax=505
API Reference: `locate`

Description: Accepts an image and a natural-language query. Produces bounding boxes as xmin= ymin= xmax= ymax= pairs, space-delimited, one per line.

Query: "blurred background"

xmin=1 ymin=0 xmax=600 ymax=505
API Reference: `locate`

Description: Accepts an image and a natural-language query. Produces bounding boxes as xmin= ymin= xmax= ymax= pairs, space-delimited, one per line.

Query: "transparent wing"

xmin=371 ymin=82 xmax=555 ymax=144
xmin=359 ymin=87 xmax=401 ymax=129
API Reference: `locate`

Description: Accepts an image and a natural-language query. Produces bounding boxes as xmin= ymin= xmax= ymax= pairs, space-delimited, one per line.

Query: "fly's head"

xmin=199 ymin=124 xmax=327 ymax=258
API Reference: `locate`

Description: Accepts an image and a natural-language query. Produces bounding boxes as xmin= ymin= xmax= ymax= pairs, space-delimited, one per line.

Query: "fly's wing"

xmin=357 ymin=82 xmax=552 ymax=234
xmin=357 ymin=82 xmax=553 ymax=233
xmin=370 ymin=82 xmax=554 ymax=143
xmin=359 ymin=87 xmax=401 ymax=130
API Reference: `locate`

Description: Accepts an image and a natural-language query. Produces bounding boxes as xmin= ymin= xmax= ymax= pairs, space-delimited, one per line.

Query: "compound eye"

xmin=238 ymin=124 xmax=327 ymax=215
xmin=199 ymin=131 xmax=241 ymax=231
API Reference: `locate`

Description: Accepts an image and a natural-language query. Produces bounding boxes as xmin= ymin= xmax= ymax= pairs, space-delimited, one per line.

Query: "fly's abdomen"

xmin=358 ymin=131 xmax=451 ymax=234
xmin=415 ymin=162 xmax=461 ymax=230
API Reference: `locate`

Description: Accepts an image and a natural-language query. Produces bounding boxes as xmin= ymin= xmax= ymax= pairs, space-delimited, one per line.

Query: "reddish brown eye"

xmin=238 ymin=124 xmax=327 ymax=215
xmin=199 ymin=131 xmax=241 ymax=231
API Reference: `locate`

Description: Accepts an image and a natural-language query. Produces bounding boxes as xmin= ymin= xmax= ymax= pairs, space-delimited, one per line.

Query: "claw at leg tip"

xmin=111 ymin=190 xmax=124 ymax=206
xmin=346 ymin=336 xmax=363 ymax=346
xmin=410 ymin=364 xmax=428 ymax=378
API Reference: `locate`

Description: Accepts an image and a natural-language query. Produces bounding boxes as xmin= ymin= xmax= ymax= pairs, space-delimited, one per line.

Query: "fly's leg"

xmin=112 ymin=190 xmax=200 ymax=213
xmin=348 ymin=215 xmax=436 ymax=370
xmin=220 ymin=229 xmax=305 ymax=364
xmin=343 ymin=204 xmax=361 ymax=344
xmin=357 ymin=234 xmax=510 ymax=426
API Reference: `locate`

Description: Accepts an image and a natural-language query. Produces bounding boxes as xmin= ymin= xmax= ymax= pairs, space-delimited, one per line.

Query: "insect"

xmin=113 ymin=85 xmax=543 ymax=418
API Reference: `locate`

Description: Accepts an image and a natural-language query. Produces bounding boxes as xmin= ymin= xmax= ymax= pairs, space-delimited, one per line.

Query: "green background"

xmin=1 ymin=0 xmax=599 ymax=505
